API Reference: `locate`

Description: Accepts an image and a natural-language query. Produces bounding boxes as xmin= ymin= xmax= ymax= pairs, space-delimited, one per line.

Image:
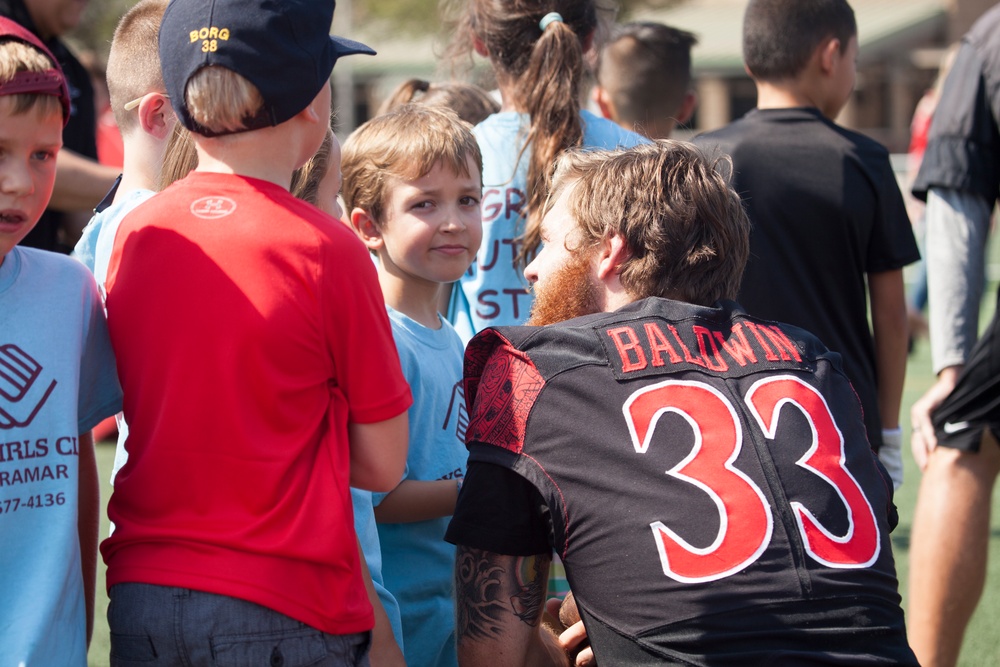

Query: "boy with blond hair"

xmin=0 ymin=17 xmax=122 ymax=664
xmin=694 ymin=0 xmax=918 ymax=485
xmin=75 ymin=0 xmax=172 ymax=291
xmin=73 ymin=0 xmax=172 ymax=492
xmin=343 ymin=104 xmax=483 ymax=667
xmin=100 ymin=0 xmax=411 ymax=663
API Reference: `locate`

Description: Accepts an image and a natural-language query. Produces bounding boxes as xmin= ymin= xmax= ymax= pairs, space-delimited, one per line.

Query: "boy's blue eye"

xmin=31 ymin=150 xmax=54 ymax=162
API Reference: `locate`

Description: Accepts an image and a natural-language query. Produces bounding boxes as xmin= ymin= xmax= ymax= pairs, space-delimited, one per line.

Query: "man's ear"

xmin=137 ymin=92 xmax=174 ymax=140
xmin=596 ymin=233 xmax=631 ymax=281
xmin=675 ymin=90 xmax=698 ymax=125
xmin=351 ymin=208 xmax=384 ymax=251
xmin=593 ymin=86 xmax=617 ymax=122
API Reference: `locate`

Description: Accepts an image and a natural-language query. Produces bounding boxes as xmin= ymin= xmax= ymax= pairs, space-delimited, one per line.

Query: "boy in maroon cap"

xmin=0 ymin=15 xmax=122 ymax=665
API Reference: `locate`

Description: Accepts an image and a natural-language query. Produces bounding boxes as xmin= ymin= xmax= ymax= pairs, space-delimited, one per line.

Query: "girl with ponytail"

xmin=446 ymin=0 xmax=646 ymax=339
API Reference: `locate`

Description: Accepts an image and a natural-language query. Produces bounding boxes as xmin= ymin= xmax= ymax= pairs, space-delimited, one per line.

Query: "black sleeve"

xmin=445 ymin=460 xmax=554 ymax=556
xmin=912 ymin=39 xmax=1000 ymax=204
xmin=865 ymin=150 xmax=920 ymax=274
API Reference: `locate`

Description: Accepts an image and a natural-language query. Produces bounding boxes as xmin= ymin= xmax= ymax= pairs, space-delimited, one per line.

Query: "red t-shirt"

xmin=102 ymin=172 xmax=412 ymax=635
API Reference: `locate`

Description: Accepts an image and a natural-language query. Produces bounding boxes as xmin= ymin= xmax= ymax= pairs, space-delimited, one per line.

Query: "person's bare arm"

xmin=356 ymin=540 xmax=406 ymax=667
xmin=869 ymin=268 xmax=908 ymax=430
xmin=455 ymin=546 xmax=568 ymax=667
xmin=349 ymin=413 xmax=408 ymax=493
xmin=373 ymin=479 xmax=459 ymax=523
xmin=77 ymin=431 xmax=100 ymax=647
xmin=48 ymin=149 xmax=119 ymax=212
xmin=910 ymin=365 xmax=963 ymax=469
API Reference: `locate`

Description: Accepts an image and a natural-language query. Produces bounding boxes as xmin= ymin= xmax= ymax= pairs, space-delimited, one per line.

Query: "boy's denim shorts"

xmin=108 ymin=583 xmax=371 ymax=667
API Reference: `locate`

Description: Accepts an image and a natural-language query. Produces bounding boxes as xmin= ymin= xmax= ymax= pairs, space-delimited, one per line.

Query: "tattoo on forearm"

xmin=455 ymin=546 xmax=551 ymax=642
xmin=455 ymin=546 xmax=508 ymax=640
xmin=510 ymin=554 xmax=546 ymax=626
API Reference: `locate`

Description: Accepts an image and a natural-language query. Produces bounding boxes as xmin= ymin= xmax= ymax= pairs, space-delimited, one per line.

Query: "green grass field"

xmin=86 ymin=290 xmax=1000 ymax=667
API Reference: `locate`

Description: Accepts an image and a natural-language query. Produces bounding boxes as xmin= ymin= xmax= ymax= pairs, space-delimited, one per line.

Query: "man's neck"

xmin=603 ymin=289 xmax=636 ymax=314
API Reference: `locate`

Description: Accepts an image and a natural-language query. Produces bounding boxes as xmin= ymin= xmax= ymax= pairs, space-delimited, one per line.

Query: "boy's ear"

xmin=296 ymin=90 xmax=327 ymax=125
xmin=818 ymin=37 xmax=842 ymax=76
xmin=351 ymin=208 xmax=384 ymax=251
xmin=472 ymin=35 xmax=489 ymax=57
xmin=592 ymin=86 xmax=617 ymax=123
xmin=675 ymin=90 xmax=698 ymax=125
xmin=137 ymin=92 xmax=175 ymax=140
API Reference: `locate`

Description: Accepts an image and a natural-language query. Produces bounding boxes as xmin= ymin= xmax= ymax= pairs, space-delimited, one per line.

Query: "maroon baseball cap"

xmin=0 ymin=16 xmax=70 ymax=126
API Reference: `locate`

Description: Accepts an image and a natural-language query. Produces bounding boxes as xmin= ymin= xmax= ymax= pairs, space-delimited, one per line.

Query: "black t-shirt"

xmin=1 ymin=0 xmax=98 ymax=253
xmin=694 ymin=108 xmax=919 ymax=452
xmin=447 ymin=298 xmax=916 ymax=665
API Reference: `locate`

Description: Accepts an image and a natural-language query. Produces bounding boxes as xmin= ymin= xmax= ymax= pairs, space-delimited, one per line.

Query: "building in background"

xmin=336 ymin=0 xmax=994 ymax=151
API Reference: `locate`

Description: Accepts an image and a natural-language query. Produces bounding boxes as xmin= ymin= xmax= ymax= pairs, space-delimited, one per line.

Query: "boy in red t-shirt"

xmin=100 ymin=0 xmax=411 ymax=663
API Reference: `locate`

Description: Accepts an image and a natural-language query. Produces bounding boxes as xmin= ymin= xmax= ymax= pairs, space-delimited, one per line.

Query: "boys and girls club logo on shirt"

xmin=0 ymin=344 xmax=56 ymax=430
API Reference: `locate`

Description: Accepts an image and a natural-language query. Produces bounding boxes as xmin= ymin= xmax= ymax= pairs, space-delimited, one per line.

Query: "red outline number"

xmin=624 ymin=380 xmax=772 ymax=583
xmin=745 ymin=375 xmax=880 ymax=568
xmin=623 ymin=376 xmax=880 ymax=583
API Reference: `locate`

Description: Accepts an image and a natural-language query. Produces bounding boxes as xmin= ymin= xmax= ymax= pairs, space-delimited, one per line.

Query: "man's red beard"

xmin=527 ymin=250 xmax=603 ymax=326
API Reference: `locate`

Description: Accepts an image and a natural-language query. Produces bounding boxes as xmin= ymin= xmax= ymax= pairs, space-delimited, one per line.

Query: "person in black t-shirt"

xmin=0 ymin=0 xmax=117 ymax=252
xmin=446 ymin=141 xmax=916 ymax=666
xmin=694 ymin=0 xmax=919 ymax=486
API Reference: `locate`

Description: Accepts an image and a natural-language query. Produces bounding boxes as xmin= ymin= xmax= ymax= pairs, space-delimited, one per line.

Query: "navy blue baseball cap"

xmin=159 ymin=0 xmax=375 ymax=136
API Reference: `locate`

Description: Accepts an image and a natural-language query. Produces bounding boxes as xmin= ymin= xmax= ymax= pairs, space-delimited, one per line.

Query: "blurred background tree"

xmin=359 ymin=0 xmax=683 ymax=35
xmin=71 ymin=0 xmax=134 ymax=59
xmin=71 ymin=0 xmax=684 ymax=59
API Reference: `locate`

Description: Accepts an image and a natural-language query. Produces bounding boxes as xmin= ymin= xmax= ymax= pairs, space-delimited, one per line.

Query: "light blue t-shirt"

xmin=352 ymin=487 xmax=405 ymax=650
xmin=375 ymin=307 xmax=467 ymax=667
xmin=450 ymin=109 xmax=648 ymax=341
xmin=0 ymin=247 xmax=122 ymax=665
xmin=74 ymin=187 xmax=156 ymax=296
xmin=74 ymin=188 xmax=156 ymax=492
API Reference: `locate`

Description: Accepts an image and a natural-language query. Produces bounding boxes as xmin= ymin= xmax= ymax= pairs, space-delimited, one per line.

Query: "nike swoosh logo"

xmin=943 ymin=421 xmax=972 ymax=434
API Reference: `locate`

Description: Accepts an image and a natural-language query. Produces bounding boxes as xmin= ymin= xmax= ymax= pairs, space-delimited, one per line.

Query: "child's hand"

xmin=559 ymin=619 xmax=594 ymax=666
xmin=543 ymin=593 xmax=595 ymax=666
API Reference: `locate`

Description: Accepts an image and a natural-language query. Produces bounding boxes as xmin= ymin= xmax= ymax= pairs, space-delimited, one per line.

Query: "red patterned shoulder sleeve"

xmin=463 ymin=329 xmax=545 ymax=455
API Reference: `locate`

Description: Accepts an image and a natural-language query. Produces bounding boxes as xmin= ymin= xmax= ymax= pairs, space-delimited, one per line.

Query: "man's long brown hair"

xmin=550 ymin=141 xmax=751 ymax=307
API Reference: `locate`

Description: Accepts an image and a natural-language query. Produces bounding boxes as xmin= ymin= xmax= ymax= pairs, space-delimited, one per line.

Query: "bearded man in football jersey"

xmin=445 ymin=141 xmax=917 ymax=667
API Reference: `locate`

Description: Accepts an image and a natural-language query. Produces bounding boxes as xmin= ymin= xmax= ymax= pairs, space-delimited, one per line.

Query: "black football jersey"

xmin=459 ymin=298 xmax=916 ymax=665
